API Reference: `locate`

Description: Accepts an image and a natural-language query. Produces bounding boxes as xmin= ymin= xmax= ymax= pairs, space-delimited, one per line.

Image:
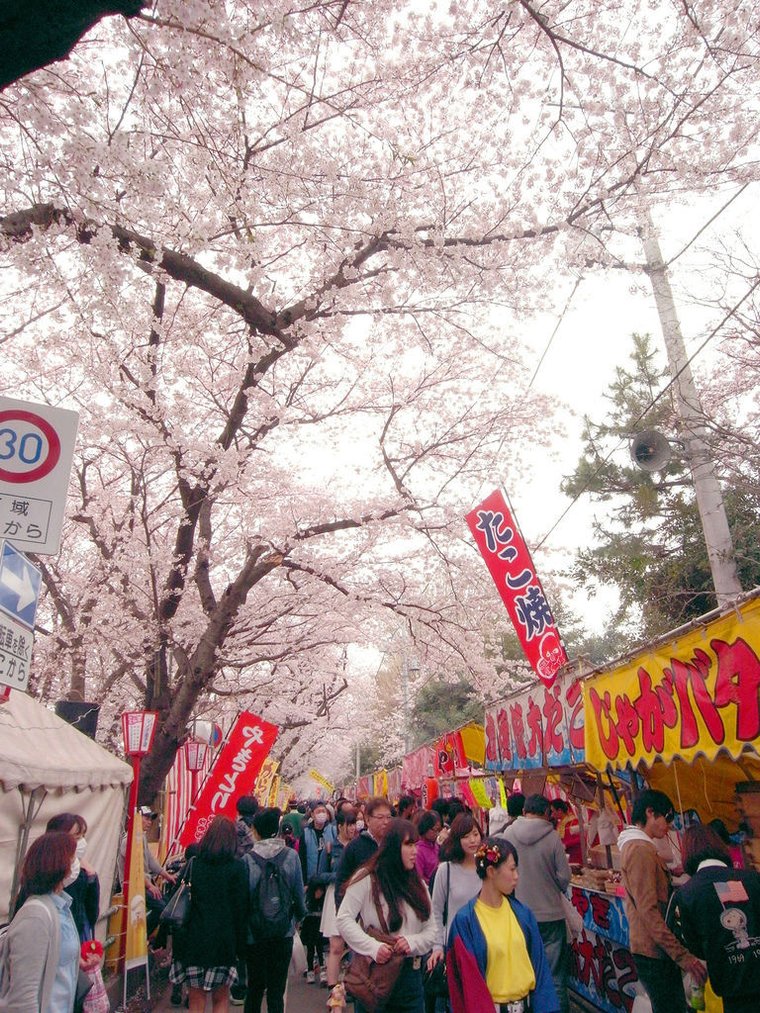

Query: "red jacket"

xmin=446 ymin=935 xmax=498 ymax=1013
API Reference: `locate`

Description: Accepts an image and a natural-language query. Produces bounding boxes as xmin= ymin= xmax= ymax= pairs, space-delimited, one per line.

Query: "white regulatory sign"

xmin=0 ymin=611 xmax=33 ymax=692
xmin=0 ymin=396 xmax=79 ymax=555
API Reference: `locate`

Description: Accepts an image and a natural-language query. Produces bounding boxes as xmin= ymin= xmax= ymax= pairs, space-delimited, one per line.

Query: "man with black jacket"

xmin=334 ymin=796 xmax=392 ymax=906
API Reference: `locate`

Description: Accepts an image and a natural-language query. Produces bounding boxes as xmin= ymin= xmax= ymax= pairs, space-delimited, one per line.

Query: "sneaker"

xmin=170 ymin=986 xmax=183 ymax=1007
xmin=320 ymin=968 xmax=328 ymax=986
xmin=306 ymin=971 xmax=315 ymax=984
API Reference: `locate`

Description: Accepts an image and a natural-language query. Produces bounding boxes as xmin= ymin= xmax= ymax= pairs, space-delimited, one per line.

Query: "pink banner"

xmin=179 ymin=712 xmax=278 ymax=846
xmin=466 ymin=489 xmax=567 ymax=686
xmin=401 ymin=743 xmax=435 ymax=791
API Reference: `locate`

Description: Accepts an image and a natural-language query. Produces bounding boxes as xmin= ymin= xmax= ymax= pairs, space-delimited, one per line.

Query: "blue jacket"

xmin=300 ymin=823 xmax=337 ymax=882
xmin=447 ymin=895 xmax=559 ymax=1013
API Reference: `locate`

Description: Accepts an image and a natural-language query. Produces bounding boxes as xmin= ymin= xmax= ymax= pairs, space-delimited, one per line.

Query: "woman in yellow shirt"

xmin=446 ymin=838 xmax=559 ymax=1013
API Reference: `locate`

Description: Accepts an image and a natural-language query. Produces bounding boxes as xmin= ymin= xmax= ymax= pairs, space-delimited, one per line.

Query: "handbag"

xmin=343 ymin=878 xmax=405 ymax=1013
xmin=159 ymin=858 xmax=194 ymax=931
xmin=81 ymin=966 xmax=109 ymax=1013
xmin=424 ymin=863 xmax=450 ymax=999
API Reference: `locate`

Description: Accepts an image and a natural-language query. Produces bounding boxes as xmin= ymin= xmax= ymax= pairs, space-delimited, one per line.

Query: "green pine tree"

xmin=562 ymin=334 xmax=760 ymax=641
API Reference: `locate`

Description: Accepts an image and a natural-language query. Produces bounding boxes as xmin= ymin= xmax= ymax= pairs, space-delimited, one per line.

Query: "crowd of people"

xmin=3 ymin=788 xmax=760 ymax=1013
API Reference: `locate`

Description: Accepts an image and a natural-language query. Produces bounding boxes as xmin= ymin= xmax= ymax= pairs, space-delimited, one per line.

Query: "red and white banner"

xmin=163 ymin=739 xmax=214 ymax=861
xmin=179 ymin=711 xmax=278 ymax=846
xmin=401 ymin=743 xmax=435 ymax=791
xmin=466 ymin=489 xmax=567 ymax=686
xmin=433 ymin=730 xmax=467 ymax=777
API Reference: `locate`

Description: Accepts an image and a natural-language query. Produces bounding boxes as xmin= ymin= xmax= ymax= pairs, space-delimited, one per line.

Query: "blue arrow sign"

xmin=0 ymin=540 xmax=41 ymax=629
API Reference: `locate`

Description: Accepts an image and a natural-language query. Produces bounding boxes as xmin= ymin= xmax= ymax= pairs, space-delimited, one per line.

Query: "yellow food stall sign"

xmin=584 ymin=596 xmax=760 ymax=769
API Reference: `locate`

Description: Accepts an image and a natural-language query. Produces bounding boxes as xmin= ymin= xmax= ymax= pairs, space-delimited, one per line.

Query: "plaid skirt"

xmin=170 ymin=961 xmax=238 ymax=991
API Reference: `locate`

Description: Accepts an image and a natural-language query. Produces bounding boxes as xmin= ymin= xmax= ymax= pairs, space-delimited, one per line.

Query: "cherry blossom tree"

xmin=1 ymin=0 xmax=759 ymax=795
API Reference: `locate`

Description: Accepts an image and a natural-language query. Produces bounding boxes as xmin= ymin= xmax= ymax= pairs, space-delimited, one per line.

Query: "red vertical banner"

xmin=179 ymin=712 xmax=278 ymax=846
xmin=466 ymin=489 xmax=567 ymax=686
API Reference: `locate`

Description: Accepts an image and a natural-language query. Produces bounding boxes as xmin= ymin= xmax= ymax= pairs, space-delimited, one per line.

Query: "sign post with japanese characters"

xmin=0 ymin=396 xmax=79 ymax=556
xmin=466 ymin=489 xmax=568 ymax=686
xmin=0 ymin=540 xmax=41 ymax=691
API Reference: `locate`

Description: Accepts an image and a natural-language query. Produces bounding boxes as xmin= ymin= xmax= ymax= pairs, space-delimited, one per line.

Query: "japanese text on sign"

xmin=584 ymin=595 xmax=760 ymax=769
xmin=485 ymin=671 xmax=585 ymax=771
xmin=466 ymin=490 xmax=567 ymax=686
xmin=180 ymin=712 xmax=278 ymax=846
xmin=0 ymin=615 xmax=32 ymax=691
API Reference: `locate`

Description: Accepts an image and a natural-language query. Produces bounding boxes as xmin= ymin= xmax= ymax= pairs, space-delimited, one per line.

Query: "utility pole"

xmin=641 ymin=213 xmax=743 ymax=606
xmin=401 ymin=655 xmax=420 ymax=756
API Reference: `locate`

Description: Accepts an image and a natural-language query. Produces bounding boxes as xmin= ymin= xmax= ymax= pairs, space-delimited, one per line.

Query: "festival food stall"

xmin=484 ymin=666 xmax=643 ymax=1013
xmin=580 ymin=590 xmax=760 ymax=1012
xmin=584 ymin=591 xmax=760 ymax=862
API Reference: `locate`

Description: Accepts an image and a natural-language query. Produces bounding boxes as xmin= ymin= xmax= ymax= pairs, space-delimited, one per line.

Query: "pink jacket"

xmin=415 ymin=838 xmax=439 ymax=885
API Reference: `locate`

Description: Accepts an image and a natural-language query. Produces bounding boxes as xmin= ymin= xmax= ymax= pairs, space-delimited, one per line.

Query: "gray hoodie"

xmin=500 ymin=816 xmax=571 ymax=922
xmin=243 ymin=836 xmax=307 ymax=940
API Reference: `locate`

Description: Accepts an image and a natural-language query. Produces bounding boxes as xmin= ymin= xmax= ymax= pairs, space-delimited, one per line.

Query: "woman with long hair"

xmin=667 ymin=824 xmax=760 ymax=1013
xmin=169 ymin=815 xmax=248 ymax=1013
xmin=446 ymin=837 xmax=558 ymax=1013
xmin=5 ymin=831 xmax=93 ymax=1013
xmin=336 ymin=818 xmax=436 ymax=1012
xmin=427 ymin=813 xmax=483 ymax=978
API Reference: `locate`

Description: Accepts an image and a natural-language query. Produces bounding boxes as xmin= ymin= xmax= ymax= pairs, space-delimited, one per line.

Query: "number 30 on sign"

xmin=0 ymin=410 xmax=61 ymax=483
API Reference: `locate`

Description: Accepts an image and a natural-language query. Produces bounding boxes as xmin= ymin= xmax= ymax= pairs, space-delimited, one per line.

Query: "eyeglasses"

xmin=661 ymin=810 xmax=675 ymax=824
xmin=369 ymin=812 xmax=392 ymax=822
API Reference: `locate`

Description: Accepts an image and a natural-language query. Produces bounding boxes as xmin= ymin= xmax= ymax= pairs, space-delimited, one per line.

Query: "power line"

xmin=534 ymin=272 xmax=760 ymax=551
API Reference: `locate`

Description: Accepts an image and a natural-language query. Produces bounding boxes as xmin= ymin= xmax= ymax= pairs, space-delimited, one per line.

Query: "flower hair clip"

xmin=475 ymin=843 xmax=501 ymax=866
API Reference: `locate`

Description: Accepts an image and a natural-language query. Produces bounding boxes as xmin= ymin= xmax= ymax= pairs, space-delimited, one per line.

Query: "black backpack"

xmin=248 ymin=850 xmax=292 ymax=939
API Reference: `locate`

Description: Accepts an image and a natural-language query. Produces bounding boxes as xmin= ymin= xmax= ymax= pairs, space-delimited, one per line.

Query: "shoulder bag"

xmin=343 ymin=877 xmax=405 ymax=1013
xmin=423 ymin=862 xmax=449 ymax=999
xmin=159 ymin=858 xmax=194 ymax=931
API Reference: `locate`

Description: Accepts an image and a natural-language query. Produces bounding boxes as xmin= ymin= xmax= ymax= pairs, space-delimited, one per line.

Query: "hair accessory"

xmin=475 ymin=843 xmax=501 ymax=867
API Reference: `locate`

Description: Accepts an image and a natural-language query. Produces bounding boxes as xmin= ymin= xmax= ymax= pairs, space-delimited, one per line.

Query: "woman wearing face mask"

xmin=426 ymin=812 xmax=484 ymax=1004
xmin=7 ymin=831 xmax=97 ymax=1013
xmin=446 ymin=838 xmax=559 ymax=1013
xmin=46 ymin=813 xmax=100 ymax=943
xmin=299 ymin=803 xmax=337 ymax=983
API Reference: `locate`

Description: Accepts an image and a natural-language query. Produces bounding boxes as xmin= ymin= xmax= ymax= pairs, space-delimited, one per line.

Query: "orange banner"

xmin=583 ymin=596 xmax=760 ymax=769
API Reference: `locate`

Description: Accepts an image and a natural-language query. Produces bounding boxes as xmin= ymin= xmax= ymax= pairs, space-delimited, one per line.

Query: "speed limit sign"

xmin=0 ymin=397 xmax=79 ymax=555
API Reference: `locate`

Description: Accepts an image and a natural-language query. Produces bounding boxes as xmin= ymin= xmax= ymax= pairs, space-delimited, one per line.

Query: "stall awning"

xmin=0 ymin=690 xmax=132 ymax=792
xmin=583 ymin=593 xmax=760 ymax=771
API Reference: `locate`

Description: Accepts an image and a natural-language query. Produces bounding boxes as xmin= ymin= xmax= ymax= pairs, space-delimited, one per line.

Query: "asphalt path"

xmin=151 ymin=972 xmax=335 ymax=1012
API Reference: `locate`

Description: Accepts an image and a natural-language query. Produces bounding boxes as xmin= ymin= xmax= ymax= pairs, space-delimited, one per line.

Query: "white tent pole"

xmin=9 ymin=785 xmax=47 ymax=913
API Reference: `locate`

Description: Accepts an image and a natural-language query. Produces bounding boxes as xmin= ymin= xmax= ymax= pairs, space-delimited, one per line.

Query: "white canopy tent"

xmin=0 ymin=690 xmax=133 ymax=925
